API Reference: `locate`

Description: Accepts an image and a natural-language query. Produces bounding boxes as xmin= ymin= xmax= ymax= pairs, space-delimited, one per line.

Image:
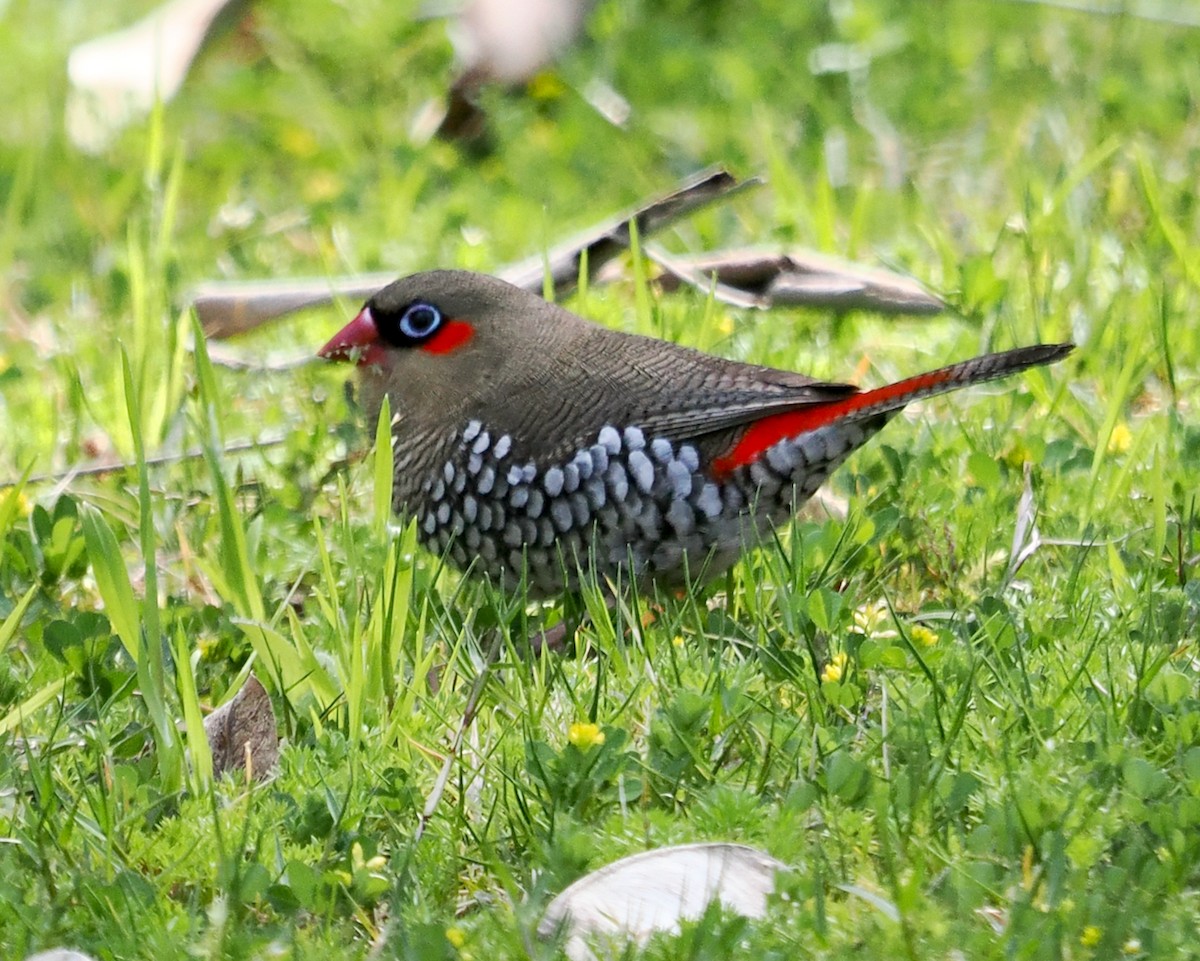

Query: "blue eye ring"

xmin=398 ymin=302 xmax=443 ymax=340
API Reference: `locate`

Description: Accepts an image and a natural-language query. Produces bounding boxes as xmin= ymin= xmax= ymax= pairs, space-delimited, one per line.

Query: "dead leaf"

xmin=649 ymin=247 xmax=944 ymax=315
xmin=203 ymin=674 xmax=278 ymax=780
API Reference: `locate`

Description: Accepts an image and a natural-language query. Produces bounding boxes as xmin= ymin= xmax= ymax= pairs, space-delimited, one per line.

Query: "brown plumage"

xmin=321 ymin=269 xmax=1071 ymax=596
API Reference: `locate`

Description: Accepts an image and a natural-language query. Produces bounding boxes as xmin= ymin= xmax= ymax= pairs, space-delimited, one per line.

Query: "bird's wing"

xmin=523 ymin=334 xmax=1070 ymax=470
xmin=515 ymin=330 xmax=861 ymax=463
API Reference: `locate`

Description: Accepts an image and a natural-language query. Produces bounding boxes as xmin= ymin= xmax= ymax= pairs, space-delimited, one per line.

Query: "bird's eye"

xmin=398 ymin=302 xmax=442 ymax=340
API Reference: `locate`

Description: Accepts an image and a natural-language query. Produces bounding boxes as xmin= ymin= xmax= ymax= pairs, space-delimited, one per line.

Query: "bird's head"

xmin=319 ymin=270 xmax=583 ymax=425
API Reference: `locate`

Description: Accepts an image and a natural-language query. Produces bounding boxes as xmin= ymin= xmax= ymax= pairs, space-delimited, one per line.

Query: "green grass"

xmin=2 ymin=0 xmax=1199 ymax=958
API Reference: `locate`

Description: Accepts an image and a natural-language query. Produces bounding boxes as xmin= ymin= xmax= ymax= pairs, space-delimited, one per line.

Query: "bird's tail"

xmin=812 ymin=342 xmax=1074 ymax=428
xmin=711 ymin=344 xmax=1072 ymax=478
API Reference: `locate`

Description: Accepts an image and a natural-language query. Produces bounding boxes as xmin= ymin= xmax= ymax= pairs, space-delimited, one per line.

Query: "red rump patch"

xmin=710 ymin=368 xmax=956 ymax=480
xmin=421 ymin=319 xmax=475 ymax=355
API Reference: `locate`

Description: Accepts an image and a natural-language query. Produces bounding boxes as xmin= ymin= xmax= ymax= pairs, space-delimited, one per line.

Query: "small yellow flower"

xmin=909 ymin=624 xmax=938 ymax=648
xmin=445 ymin=927 xmax=467 ymax=949
xmin=821 ymin=652 xmax=848 ymax=684
xmin=672 ymin=635 xmax=685 ymax=648
xmin=568 ymin=722 xmax=605 ymax=749
xmin=1080 ymin=926 xmax=1102 ymax=948
xmin=852 ymin=600 xmax=897 ymax=639
xmin=717 ymin=314 xmax=735 ymax=336
xmin=1002 ymin=440 xmax=1030 ymax=469
xmin=349 ymin=842 xmax=388 ymax=872
xmin=1107 ymin=422 xmax=1132 ymax=454
xmin=280 ymin=125 xmax=318 ymax=158
xmin=1 ymin=487 xmax=31 ymax=519
xmin=302 ymin=170 xmax=344 ymax=204
xmin=528 ymin=71 xmax=567 ymax=100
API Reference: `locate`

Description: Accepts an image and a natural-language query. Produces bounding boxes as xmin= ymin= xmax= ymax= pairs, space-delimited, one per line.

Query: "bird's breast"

xmin=401 ymin=416 xmax=879 ymax=595
xmin=405 ymin=419 xmax=735 ymax=593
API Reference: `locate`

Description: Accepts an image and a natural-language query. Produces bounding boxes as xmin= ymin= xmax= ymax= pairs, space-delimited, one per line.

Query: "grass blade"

xmin=373 ymin=395 xmax=393 ymax=540
xmin=174 ymin=625 xmax=213 ymax=792
xmin=0 ymin=584 xmax=37 ymax=656
xmin=79 ymin=503 xmax=140 ymax=662
xmin=0 ymin=677 xmax=69 ymax=737
xmin=0 ymin=467 xmax=33 ymax=543
xmin=190 ymin=312 xmax=266 ymax=623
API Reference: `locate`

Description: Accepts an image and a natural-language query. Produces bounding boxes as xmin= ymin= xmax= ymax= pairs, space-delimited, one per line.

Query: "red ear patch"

xmin=421 ymin=319 xmax=475 ymax=355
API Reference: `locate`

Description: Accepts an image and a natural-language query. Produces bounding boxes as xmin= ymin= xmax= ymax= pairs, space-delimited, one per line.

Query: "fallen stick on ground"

xmin=644 ymin=246 xmax=943 ymax=315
